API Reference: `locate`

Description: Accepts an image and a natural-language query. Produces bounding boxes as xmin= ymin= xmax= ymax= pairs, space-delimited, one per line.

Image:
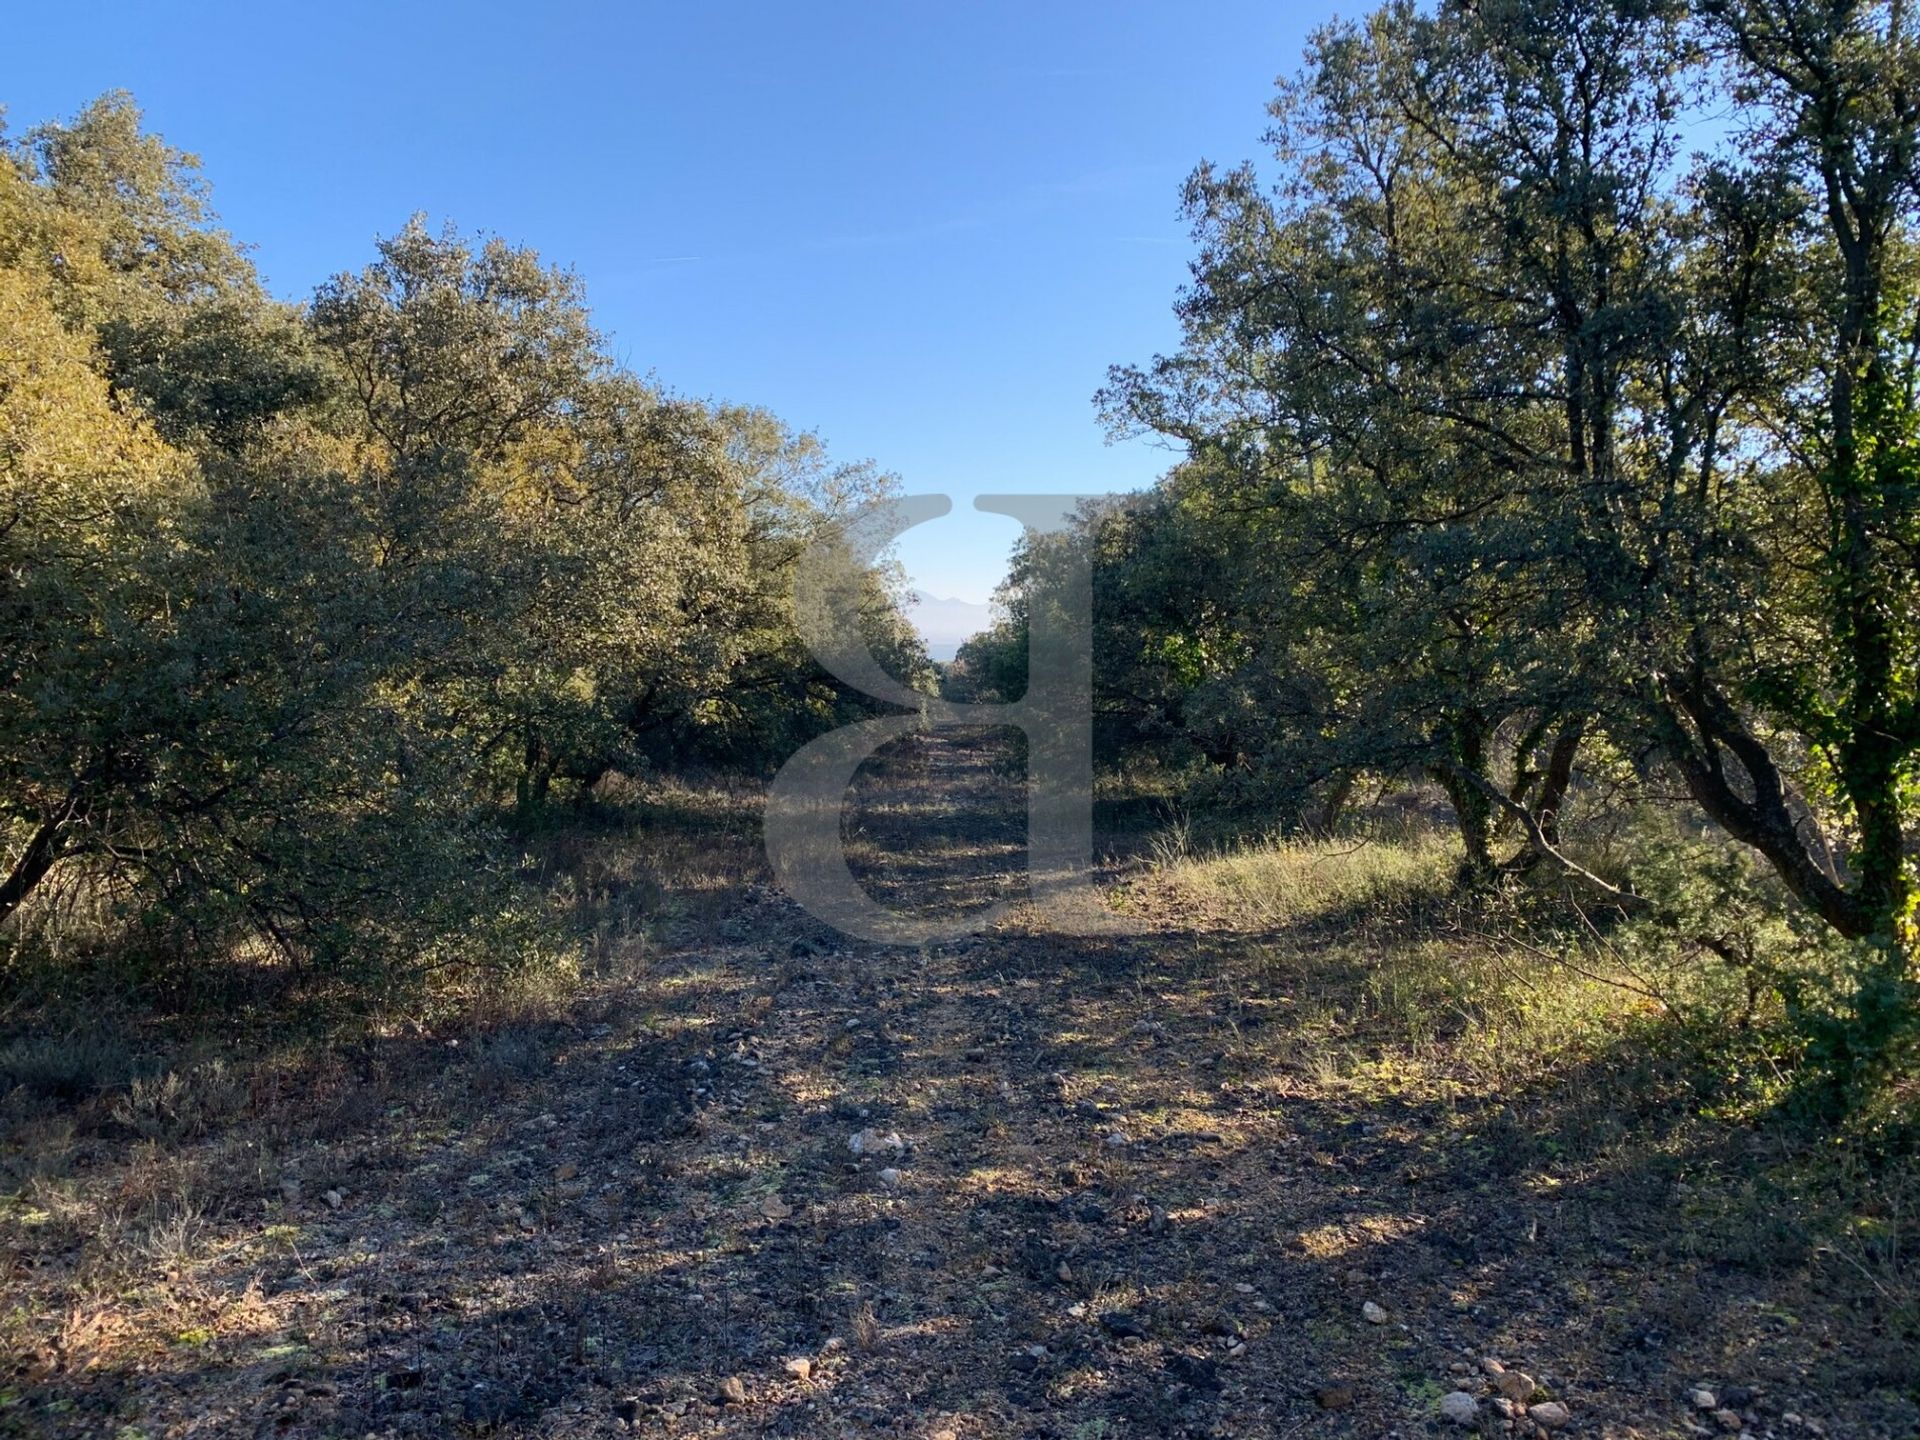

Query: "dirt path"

xmin=2 ymin=732 xmax=1898 ymax=1438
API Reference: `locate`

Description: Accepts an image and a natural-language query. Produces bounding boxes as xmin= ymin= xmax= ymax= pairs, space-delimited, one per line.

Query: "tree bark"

xmin=1651 ymin=674 xmax=1873 ymax=938
xmin=0 ymin=792 xmax=84 ymax=926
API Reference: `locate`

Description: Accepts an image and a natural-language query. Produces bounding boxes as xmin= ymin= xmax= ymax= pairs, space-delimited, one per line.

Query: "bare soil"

xmin=2 ymin=732 xmax=1912 ymax=1438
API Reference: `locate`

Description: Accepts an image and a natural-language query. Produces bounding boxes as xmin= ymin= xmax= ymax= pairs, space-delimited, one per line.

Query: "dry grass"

xmin=1144 ymin=821 xmax=1457 ymax=928
xmin=1 ymin=745 xmax=1914 ymax=1438
xmin=1133 ymin=817 xmax=1920 ymax=1370
xmin=1133 ymin=825 xmax=1651 ymax=1094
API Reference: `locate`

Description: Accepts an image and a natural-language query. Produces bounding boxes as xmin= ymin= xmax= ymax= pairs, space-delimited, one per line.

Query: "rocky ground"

xmin=1 ymin=732 xmax=1913 ymax=1438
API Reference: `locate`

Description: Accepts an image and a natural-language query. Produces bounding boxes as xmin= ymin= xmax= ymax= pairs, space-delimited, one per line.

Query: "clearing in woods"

xmin=2 ymin=732 xmax=1908 ymax=1438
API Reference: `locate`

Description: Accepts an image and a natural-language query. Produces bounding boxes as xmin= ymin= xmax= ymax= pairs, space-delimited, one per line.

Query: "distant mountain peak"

xmin=907 ymin=589 xmax=993 ymax=661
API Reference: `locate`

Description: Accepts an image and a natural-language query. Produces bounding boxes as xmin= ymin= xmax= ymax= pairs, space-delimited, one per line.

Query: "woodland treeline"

xmin=954 ymin=0 xmax=1920 ymax=1103
xmin=0 ymin=94 xmax=928 ymax=1000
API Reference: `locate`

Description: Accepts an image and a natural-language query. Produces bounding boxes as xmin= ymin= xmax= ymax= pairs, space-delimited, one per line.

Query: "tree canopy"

xmin=0 ymin=92 xmax=929 ymax=999
xmin=950 ymin=0 xmax=1920 ymax=1099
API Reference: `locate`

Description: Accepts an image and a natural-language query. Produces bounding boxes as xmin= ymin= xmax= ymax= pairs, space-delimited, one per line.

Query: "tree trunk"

xmin=1431 ymin=717 xmax=1496 ymax=884
xmin=0 ymin=794 xmax=83 ymax=926
xmin=1534 ymin=724 xmax=1583 ymax=848
xmin=515 ymin=731 xmax=552 ymax=824
xmin=1651 ymin=675 xmax=1873 ymax=938
xmin=1312 ymin=773 xmax=1356 ymax=837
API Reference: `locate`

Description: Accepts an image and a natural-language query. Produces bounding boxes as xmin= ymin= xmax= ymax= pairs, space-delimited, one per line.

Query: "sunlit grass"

xmin=1138 ymin=823 xmax=1657 ymax=1097
xmin=1146 ymin=824 xmax=1457 ymax=929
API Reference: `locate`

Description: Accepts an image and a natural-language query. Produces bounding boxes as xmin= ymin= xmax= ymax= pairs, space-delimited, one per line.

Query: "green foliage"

xmin=1086 ymin=0 xmax=1920 ymax=1100
xmin=0 ymin=94 xmax=927 ymax=1007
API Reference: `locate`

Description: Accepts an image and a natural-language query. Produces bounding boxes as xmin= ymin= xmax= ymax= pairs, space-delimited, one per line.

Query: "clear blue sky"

xmin=6 ymin=1 xmax=1331 ymax=603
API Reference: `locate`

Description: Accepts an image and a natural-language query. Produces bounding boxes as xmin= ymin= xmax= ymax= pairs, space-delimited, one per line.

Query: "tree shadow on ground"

xmin=5 ymin=731 xmax=1914 ymax=1438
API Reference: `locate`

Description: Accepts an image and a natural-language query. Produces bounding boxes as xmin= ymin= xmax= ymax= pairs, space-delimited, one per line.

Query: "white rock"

xmin=848 ymin=1128 xmax=903 ymax=1158
xmin=1691 ymin=1388 xmax=1719 ymax=1411
xmin=1104 ymin=1130 xmax=1129 ymax=1148
xmin=1361 ymin=1301 xmax=1388 ymax=1324
xmin=1439 ymin=1391 xmax=1479 ymax=1426
xmin=1529 ymin=1400 xmax=1572 ymax=1430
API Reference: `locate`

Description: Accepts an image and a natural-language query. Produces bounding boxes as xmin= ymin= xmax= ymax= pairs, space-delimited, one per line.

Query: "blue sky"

xmin=7 ymin=1 xmax=1330 ymax=603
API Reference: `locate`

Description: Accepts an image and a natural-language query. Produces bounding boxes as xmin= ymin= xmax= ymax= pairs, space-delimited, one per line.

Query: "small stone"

xmin=1314 ymin=1384 xmax=1356 ymax=1411
xmin=1361 ymin=1301 xmax=1388 ymax=1324
xmin=1440 ymin=1391 xmax=1480 ymax=1425
xmin=1712 ymin=1410 xmax=1742 ymax=1432
xmin=781 ymin=1357 xmax=811 ymax=1382
xmin=1166 ymin=1352 xmax=1222 ymax=1391
xmin=1099 ymin=1310 xmax=1147 ymax=1339
xmin=1529 ymin=1401 xmax=1571 ymax=1430
xmin=1497 ymin=1371 xmax=1539 ymax=1403
xmin=1104 ymin=1130 xmax=1129 ymax=1148
xmin=278 ymin=1178 xmax=302 ymax=1203
xmin=323 ymin=1188 xmax=343 ymax=1211
xmin=1691 ymin=1389 xmax=1719 ymax=1411
xmin=715 ymin=1375 xmax=747 ymax=1406
xmin=878 ymin=1167 xmax=902 ymax=1187
xmin=759 ymin=1193 xmax=793 ymax=1220
xmin=1055 ymin=1260 xmax=1073 ymax=1282
xmin=848 ymin=1128 xmax=904 ymax=1158
xmin=1493 ymin=1398 xmax=1517 ymax=1419
xmin=1481 ymin=1356 xmax=1507 ymax=1375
